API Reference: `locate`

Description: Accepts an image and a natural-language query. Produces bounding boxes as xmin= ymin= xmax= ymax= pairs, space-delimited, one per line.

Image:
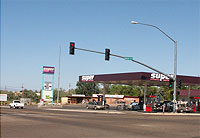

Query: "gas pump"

xmin=146 ymin=95 xmax=156 ymax=112
xmin=97 ymin=95 xmax=104 ymax=105
xmin=146 ymin=95 xmax=162 ymax=112
xmin=194 ymin=97 xmax=200 ymax=112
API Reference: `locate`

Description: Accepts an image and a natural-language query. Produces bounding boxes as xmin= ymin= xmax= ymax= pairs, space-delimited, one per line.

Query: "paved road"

xmin=1 ymin=106 xmax=200 ymax=138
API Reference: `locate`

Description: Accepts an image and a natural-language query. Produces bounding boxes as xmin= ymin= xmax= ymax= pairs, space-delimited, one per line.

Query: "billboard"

xmin=42 ymin=82 xmax=53 ymax=101
xmin=0 ymin=94 xmax=7 ymax=101
xmin=43 ymin=66 xmax=55 ymax=74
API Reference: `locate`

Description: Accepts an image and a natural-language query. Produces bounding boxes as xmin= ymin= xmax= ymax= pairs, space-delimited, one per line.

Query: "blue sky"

xmin=1 ymin=0 xmax=199 ymax=91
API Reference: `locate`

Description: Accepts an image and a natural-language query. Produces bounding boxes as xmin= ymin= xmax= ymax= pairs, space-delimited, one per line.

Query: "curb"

xmin=142 ymin=112 xmax=200 ymax=116
xmin=46 ymin=108 xmax=125 ymax=114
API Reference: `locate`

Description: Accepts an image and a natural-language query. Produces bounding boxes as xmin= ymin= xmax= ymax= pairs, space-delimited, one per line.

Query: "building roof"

xmin=179 ymin=89 xmax=200 ymax=97
xmin=79 ymin=72 xmax=200 ymax=86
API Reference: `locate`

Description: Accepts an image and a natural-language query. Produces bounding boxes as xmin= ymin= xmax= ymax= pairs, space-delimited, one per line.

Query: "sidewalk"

xmin=141 ymin=112 xmax=200 ymax=116
xmin=46 ymin=108 xmax=125 ymax=114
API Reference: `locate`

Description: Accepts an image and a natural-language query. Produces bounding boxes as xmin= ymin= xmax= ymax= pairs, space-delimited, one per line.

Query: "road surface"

xmin=1 ymin=106 xmax=200 ymax=138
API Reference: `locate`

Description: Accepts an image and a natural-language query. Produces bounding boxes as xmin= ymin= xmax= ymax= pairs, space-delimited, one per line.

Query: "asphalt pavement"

xmin=1 ymin=105 xmax=200 ymax=138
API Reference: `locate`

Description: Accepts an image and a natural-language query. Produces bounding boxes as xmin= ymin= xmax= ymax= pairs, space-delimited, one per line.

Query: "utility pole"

xmin=68 ymin=83 xmax=71 ymax=94
xmin=57 ymin=46 xmax=61 ymax=104
xmin=21 ymin=84 xmax=24 ymax=97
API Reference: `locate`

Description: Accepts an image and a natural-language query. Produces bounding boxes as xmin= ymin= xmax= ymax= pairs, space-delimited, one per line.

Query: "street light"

xmin=131 ymin=20 xmax=177 ymax=113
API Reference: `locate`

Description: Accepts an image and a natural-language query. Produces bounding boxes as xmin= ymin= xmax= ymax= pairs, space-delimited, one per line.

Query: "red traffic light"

xmin=70 ymin=42 xmax=75 ymax=55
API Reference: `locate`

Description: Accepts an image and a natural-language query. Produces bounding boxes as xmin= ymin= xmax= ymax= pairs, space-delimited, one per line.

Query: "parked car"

xmin=126 ymin=102 xmax=140 ymax=110
xmin=177 ymin=104 xmax=193 ymax=113
xmin=132 ymin=104 xmax=141 ymax=111
xmin=9 ymin=100 xmax=24 ymax=109
xmin=86 ymin=102 xmax=105 ymax=110
xmin=116 ymin=102 xmax=126 ymax=110
xmin=163 ymin=101 xmax=174 ymax=112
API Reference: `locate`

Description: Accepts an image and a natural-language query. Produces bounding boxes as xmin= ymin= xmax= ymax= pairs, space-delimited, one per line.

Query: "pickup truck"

xmin=9 ymin=100 xmax=24 ymax=109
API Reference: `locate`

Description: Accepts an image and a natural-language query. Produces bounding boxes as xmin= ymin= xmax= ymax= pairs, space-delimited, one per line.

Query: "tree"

xmin=158 ymin=86 xmax=173 ymax=101
xmin=147 ymin=86 xmax=159 ymax=96
xmin=108 ymin=84 xmax=141 ymax=96
xmin=22 ymin=89 xmax=40 ymax=103
xmin=75 ymin=82 xmax=100 ymax=96
xmin=53 ymin=88 xmax=67 ymax=102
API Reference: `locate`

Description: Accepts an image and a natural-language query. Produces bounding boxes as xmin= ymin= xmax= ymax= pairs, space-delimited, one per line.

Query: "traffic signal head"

xmin=169 ymin=78 xmax=174 ymax=88
xmin=105 ymin=49 xmax=110 ymax=61
xmin=178 ymin=79 xmax=182 ymax=89
xmin=70 ymin=42 xmax=75 ymax=55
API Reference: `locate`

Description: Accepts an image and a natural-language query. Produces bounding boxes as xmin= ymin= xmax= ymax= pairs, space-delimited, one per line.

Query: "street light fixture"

xmin=131 ymin=21 xmax=138 ymax=24
xmin=131 ymin=20 xmax=177 ymax=113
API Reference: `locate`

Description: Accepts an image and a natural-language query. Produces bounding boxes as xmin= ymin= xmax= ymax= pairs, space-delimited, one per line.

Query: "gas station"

xmin=79 ymin=72 xmax=200 ymax=112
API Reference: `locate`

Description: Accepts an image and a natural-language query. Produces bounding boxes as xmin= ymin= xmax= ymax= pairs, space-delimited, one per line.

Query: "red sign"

xmin=194 ymin=97 xmax=200 ymax=99
xmin=149 ymin=95 xmax=156 ymax=98
xmin=43 ymin=66 xmax=55 ymax=74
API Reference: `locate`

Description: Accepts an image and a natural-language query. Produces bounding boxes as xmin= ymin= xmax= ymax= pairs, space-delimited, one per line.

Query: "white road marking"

xmin=138 ymin=124 xmax=152 ymax=127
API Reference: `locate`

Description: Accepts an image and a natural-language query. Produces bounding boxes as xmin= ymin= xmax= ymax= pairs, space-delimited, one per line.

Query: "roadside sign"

xmin=124 ymin=57 xmax=133 ymax=60
xmin=0 ymin=94 xmax=7 ymax=101
xmin=149 ymin=95 xmax=156 ymax=98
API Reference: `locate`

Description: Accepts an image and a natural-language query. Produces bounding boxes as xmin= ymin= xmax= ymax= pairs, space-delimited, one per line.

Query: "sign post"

xmin=0 ymin=94 xmax=7 ymax=102
xmin=41 ymin=66 xmax=55 ymax=105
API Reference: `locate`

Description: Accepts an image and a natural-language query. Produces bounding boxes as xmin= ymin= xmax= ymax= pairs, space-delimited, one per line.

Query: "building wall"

xmin=91 ymin=97 xmax=139 ymax=104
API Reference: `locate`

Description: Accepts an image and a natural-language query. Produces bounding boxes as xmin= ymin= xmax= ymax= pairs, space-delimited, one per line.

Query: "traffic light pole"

xmin=75 ymin=47 xmax=174 ymax=80
xmin=173 ymin=40 xmax=177 ymax=113
xmin=131 ymin=21 xmax=177 ymax=113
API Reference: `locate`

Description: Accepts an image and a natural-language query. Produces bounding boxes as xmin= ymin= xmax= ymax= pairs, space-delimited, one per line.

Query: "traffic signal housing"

xmin=169 ymin=78 xmax=174 ymax=88
xmin=178 ymin=79 xmax=182 ymax=89
xmin=69 ymin=42 xmax=75 ymax=55
xmin=105 ymin=48 xmax=110 ymax=61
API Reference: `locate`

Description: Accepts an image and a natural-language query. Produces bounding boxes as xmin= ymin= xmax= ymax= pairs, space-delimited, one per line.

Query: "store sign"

xmin=43 ymin=66 xmax=55 ymax=74
xmin=150 ymin=73 xmax=173 ymax=82
xmin=149 ymin=95 xmax=156 ymax=98
xmin=81 ymin=75 xmax=94 ymax=82
xmin=44 ymin=82 xmax=52 ymax=91
xmin=0 ymin=94 xmax=7 ymax=101
xmin=42 ymin=90 xmax=53 ymax=101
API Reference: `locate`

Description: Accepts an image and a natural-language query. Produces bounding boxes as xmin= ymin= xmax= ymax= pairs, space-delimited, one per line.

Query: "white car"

xmin=9 ymin=100 xmax=24 ymax=109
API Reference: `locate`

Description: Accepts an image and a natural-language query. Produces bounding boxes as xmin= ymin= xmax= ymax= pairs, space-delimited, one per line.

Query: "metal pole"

xmin=131 ymin=21 xmax=177 ymax=113
xmin=188 ymin=85 xmax=191 ymax=100
xmin=41 ymin=73 xmax=44 ymax=101
xmin=144 ymin=84 xmax=147 ymax=112
xmin=52 ymin=74 xmax=54 ymax=105
xmin=21 ymin=84 xmax=24 ymax=98
xmin=57 ymin=46 xmax=61 ymax=104
xmin=173 ymin=41 xmax=177 ymax=113
xmin=102 ymin=83 xmax=106 ymax=106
